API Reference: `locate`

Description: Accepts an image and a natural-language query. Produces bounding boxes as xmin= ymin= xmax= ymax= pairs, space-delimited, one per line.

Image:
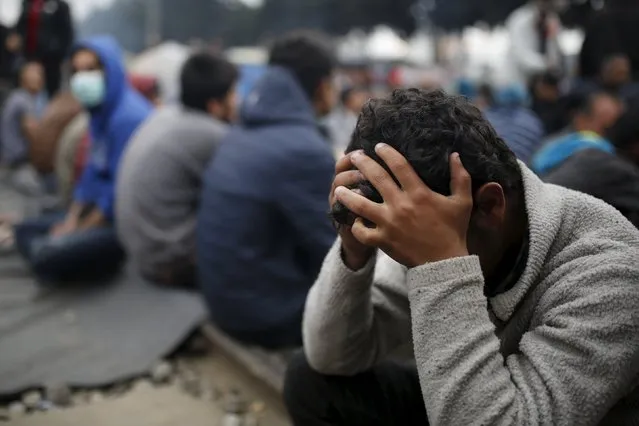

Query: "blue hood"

xmin=240 ymin=66 xmax=316 ymax=127
xmin=532 ymin=132 xmax=615 ymax=176
xmin=74 ymin=36 xmax=129 ymax=120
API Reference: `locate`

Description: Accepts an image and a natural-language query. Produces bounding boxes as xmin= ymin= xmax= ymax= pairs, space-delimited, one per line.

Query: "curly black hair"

xmin=332 ymin=88 xmax=523 ymax=226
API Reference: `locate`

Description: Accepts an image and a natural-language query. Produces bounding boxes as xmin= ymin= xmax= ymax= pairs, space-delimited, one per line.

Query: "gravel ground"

xmin=1 ymin=339 xmax=291 ymax=426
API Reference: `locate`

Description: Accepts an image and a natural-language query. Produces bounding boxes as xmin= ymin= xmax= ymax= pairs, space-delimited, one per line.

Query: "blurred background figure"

xmin=529 ymin=70 xmax=566 ymax=135
xmin=197 ymin=31 xmax=337 ymax=349
xmin=326 ymin=86 xmax=369 ymax=156
xmin=579 ymin=0 xmax=639 ymax=81
xmin=117 ymin=53 xmax=238 ymax=288
xmin=485 ymin=83 xmax=544 ymax=164
xmin=506 ymin=0 xmax=564 ymax=85
xmin=532 ymin=90 xmax=623 ymax=176
xmin=0 ymin=61 xmax=47 ymax=195
xmin=14 ymin=0 xmax=74 ymax=97
xmin=13 ymin=35 xmax=151 ymax=284
xmin=545 ymin=105 xmax=639 ymax=228
xmin=0 ymin=23 xmax=21 ymax=101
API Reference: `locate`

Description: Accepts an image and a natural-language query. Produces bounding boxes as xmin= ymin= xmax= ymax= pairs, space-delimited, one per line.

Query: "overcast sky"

xmin=0 ymin=0 xmax=261 ymax=24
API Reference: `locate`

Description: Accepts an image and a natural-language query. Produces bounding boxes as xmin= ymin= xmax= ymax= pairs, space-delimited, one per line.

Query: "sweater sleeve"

xmin=303 ymin=239 xmax=412 ymax=375
xmin=407 ymin=255 xmax=639 ymax=426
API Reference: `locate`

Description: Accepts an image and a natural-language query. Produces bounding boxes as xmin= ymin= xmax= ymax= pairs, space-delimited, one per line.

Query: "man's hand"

xmin=330 ymin=152 xmax=376 ymax=270
xmin=334 ymin=144 xmax=472 ymax=268
xmin=50 ymin=219 xmax=78 ymax=237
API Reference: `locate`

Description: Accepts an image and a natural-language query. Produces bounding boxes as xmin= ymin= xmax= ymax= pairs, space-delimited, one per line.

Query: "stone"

xmin=244 ymin=414 xmax=260 ymax=426
xmin=21 ymin=390 xmax=42 ymax=409
xmin=224 ymin=390 xmax=248 ymax=414
xmin=71 ymin=391 xmax=89 ymax=406
xmin=132 ymin=379 xmax=154 ymax=393
xmin=179 ymin=372 xmax=202 ymax=398
xmin=8 ymin=402 xmax=26 ymax=417
xmin=45 ymin=383 xmax=72 ymax=407
xmin=151 ymin=360 xmax=174 ymax=384
xmin=185 ymin=334 xmax=210 ymax=355
xmin=89 ymin=392 xmax=104 ymax=404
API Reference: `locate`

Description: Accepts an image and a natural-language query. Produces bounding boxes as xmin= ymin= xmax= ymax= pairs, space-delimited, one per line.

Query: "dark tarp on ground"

xmin=0 ymin=179 xmax=206 ymax=396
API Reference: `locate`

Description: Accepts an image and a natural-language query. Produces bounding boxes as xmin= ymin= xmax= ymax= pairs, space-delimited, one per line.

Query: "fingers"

xmin=335 ymin=150 xmax=358 ymax=174
xmin=333 ymin=170 xmax=364 ymax=191
xmin=374 ymin=143 xmax=425 ymax=194
xmin=335 ymin=186 xmax=386 ymax=224
xmin=449 ymin=153 xmax=472 ymax=201
xmin=350 ymin=151 xmax=401 ymax=202
xmin=350 ymin=217 xmax=381 ymax=246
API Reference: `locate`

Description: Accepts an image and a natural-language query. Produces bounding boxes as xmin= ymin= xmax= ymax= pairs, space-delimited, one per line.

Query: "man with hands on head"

xmin=284 ymin=88 xmax=639 ymax=426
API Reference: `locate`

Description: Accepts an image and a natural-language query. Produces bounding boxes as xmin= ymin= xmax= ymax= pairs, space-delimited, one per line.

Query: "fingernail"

xmin=375 ymin=143 xmax=387 ymax=152
xmin=350 ymin=151 xmax=362 ymax=162
xmin=335 ymin=186 xmax=347 ymax=197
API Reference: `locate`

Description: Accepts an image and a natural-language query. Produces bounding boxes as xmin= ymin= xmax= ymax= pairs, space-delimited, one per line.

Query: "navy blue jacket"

xmin=197 ymin=66 xmax=336 ymax=336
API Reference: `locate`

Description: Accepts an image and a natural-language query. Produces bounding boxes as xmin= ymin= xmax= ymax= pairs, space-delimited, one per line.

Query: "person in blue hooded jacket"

xmin=197 ymin=32 xmax=337 ymax=349
xmin=14 ymin=35 xmax=152 ymax=283
xmin=531 ymin=90 xmax=622 ymax=176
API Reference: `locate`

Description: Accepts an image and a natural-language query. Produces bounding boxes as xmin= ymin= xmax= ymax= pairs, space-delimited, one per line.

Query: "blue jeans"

xmin=14 ymin=212 xmax=125 ymax=284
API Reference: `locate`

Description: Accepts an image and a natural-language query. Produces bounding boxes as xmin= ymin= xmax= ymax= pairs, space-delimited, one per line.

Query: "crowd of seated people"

xmin=0 ymin=21 xmax=639 ymax=424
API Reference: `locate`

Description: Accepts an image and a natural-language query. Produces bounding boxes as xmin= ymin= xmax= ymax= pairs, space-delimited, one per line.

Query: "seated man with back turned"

xmin=117 ymin=53 xmax=238 ymax=286
xmin=197 ymin=32 xmax=337 ymax=349
xmin=545 ymin=105 xmax=639 ymax=228
xmin=532 ymin=90 xmax=622 ymax=176
xmin=284 ymin=89 xmax=639 ymax=426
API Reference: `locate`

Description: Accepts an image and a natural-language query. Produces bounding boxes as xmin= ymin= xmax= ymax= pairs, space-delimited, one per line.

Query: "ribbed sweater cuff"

xmin=325 ymin=238 xmax=377 ymax=298
xmin=407 ymin=255 xmax=482 ymax=292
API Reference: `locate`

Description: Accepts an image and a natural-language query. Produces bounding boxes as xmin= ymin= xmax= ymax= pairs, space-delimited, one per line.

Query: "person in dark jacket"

xmin=14 ymin=36 xmax=152 ymax=284
xmin=532 ymin=90 xmax=623 ymax=176
xmin=14 ymin=0 xmax=74 ymax=96
xmin=197 ymin=32 xmax=338 ymax=349
xmin=579 ymin=0 xmax=639 ymax=81
xmin=545 ymin=106 xmax=639 ymax=228
xmin=485 ymin=84 xmax=544 ymax=164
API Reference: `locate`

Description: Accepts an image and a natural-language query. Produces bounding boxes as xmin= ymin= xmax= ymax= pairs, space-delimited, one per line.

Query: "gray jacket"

xmin=303 ymin=164 xmax=639 ymax=425
xmin=116 ymin=106 xmax=227 ymax=283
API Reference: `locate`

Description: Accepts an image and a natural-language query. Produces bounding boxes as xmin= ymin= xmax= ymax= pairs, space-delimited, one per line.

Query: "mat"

xmin=0 ymin=180 xmax=207 ymax=396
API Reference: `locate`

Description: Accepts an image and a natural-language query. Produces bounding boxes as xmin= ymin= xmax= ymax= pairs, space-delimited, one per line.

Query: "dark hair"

xmin=607 ymin=106 xmax=639 ymax=150
xmin=570 ymin=89 xmax=618 ymax=118
xmin=15 ymin=60 xmax=42 ymax=87
xmin=331 ymin=89 xmax=522 ymax=225
xmin=180 ymin=52 xmax=238 ymax=112
xmin=269 ymin=31 xmax=336 ymax=101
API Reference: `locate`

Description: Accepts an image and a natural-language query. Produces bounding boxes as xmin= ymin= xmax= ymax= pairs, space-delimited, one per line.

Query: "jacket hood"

xmin=74 ymin=36 xmax=128 ymax=118
xmin=240 ymin=66 xmax=316 ymax=127
xmin=532 ymin=132 xmax=615 ymax=176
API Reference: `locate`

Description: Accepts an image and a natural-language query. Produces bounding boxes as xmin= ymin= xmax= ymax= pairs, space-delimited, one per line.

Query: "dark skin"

xmin=332 ymin=144 xmax=527 ymax=285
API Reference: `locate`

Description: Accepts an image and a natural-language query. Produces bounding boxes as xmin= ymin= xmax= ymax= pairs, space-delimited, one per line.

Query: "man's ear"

xmin=206 ymin=99 xmax=223 ymax=119
xmin=471 ymin=183 xmax=507 ymax=229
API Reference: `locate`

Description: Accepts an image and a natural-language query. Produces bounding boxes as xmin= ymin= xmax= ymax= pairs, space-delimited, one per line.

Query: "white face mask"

xmin=70 ymin=70 xmax=106 ymax=108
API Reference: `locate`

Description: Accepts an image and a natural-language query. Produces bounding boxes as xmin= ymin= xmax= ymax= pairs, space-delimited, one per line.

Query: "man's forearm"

xmin=304 ymin=240 xmax=412 ymax=376
xmin=78 ymin=207 xmax=106 ymax=230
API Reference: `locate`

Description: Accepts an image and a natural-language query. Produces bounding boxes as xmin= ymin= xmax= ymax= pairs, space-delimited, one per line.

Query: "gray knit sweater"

xmin=303 ymin=164 xmax=639 ymax=426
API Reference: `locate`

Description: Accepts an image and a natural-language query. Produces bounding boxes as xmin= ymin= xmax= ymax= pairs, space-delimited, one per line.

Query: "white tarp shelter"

xmin=130 ymin=41 xmax=191 ymax=103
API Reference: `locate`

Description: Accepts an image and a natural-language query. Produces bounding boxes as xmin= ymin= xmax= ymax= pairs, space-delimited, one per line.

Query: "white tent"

xmin=365 ymin=26 xmax=410 ymax=62
xmin=130 ymin=41 xmax=191 ymax=103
